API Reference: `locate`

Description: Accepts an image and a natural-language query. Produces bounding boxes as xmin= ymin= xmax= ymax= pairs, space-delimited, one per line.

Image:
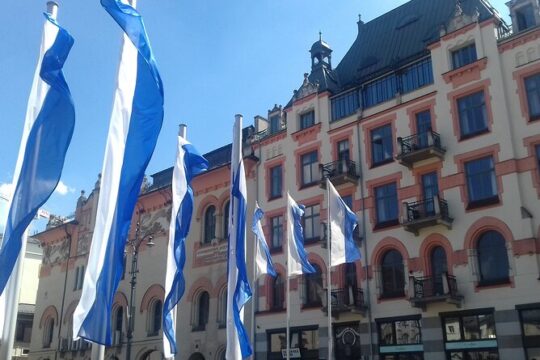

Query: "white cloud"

xmin=0 ymin=183 xmax=14 ymax=200
xmin=55 ymin=181 xmax=75 ymax=196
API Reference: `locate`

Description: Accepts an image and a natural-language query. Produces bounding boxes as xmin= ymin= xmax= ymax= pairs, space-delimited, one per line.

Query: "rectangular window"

xmin=457 ymin=91 xmax=488 ymax=138
xmin=400 ymin=57 xmax=434 ymax=93
xmin=536 ymin=145 xmax=540 ymax=175
xmin=525 ymin=73 xmax=540 ymax=121
xmin=300 ymin=111 xmax=315 ymax=130
xmin=519 ymin=306 xmax=540 ymax=358
xmin=270 ymin=216 xmax=283 ymax=251
xmin=301 ymin=151 xmax=318 ymax=187
xmin=362 ymin=74 xmax=398 ymax=108
xmin=74 ymin=267 xmax=79 ymax=291
xmin=270 ymin=165 xmax=282 ymax=199
xmin=465 ymin=156 xmax=498 ymax=206
xmin=331 ymin=89 xmax=360 ymax=121
xmin=415 ymin=110 xmax=432 ymax=148
xmin=452 ymin=43 xmax=478 ymax=69
xmin=377 ymin=317 xmax=423 ymax=357
xmin=267 ymin=327 xmax=319 ymax=360
xmin=303 ymin=204 xmax=320 ymax=242
xmin=269 ymin=115 xmax=281 ymax=134
xmin=516 ymin=4 xmax=536 ymax=32
xmin=371 ymin=124 xmax=393 ymax=166
xmin=337 ymin=140 xmax=350 ymax=161
xmin=375 ymin=183 xmax=398 ymax=226
xmin=441 ymin=311 xmax=498 ymax=359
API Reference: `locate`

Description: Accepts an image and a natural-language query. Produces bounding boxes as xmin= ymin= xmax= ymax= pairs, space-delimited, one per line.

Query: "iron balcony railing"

xmin=397 ymin=130 xmax=443 ymax=156
xmin=330 ymin=287 xmax=366 ymax=310
xmin=320 ymin=159 xmax=358 ymax=180
xmin=404 ymin=196 xmax=451 ymax=223
xmin=410 ymin=273 xmax=459 ymax=299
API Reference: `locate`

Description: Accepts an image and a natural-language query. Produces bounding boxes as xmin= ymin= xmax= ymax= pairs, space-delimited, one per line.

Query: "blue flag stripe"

xmin=0 ymin=14 xmax=74 ymax=295
xmin=291 ymin=202 xmax=316 ymax=274
xmin=252 ymin=206 xmax=277 ymax=278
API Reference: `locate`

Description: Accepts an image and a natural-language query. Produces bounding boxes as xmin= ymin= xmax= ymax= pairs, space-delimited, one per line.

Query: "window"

xmin=516 ymin=4 xmax=536 ymax=32
xmin=536 ymin=145 xmax=540 ymax=175
xmin=193 ymin=292 xmax=209 ymax=331
xmin=148 ymin=300 xmax=162 ymax=336
xmin=465 ymin=156 xmax=498 ymax=207
xmin=269 ymin=115 xmax=281 ymax=134
xmin=270 ymin=216 xmax=283 ymax=251
xmin=525 ymin=73 xmax=540 ymax=121
xmin=375 ymin=183 xmax=398 ymax=226
xmin=422 ymin=172 xmax=439 ymax=215
xmin=457 ymin=91 xmax=488 ymax=138
xmin=223 ymin=201 xmax=230 ymax=241
xmin=518 ymin=306 xmax=540 ymax=359
xmin=270 ymin=274 xmax=285 ymax=311
xmin=452 ymin=43 xmax=477 ymax=69
xmin=430 ymin=246 xmax=448 ymax=296
xmin=15 ymin=315 xmax=32 ymax=343
xmin=337 ymin=140 xmax=350 ymax=162
xmin=73 ymin=265 xmax=84 ymax=290
xmin=371 ymin=124 xmax=393 ymax=166
xmin=377 ymin=317 xmax=422 ymax=358
xmin=331 ymin=90 xmax=359 ymax=121
xmin=113 ymin=307 xmax=123 ymax=345
xmin=303 ymin=204 xmax=320 ymax=243
xmin=441 ymin=310 xmax=498 ymax=359
xmin=217 ymin=287 xmax=227 ymax=328
xmin=415 ymin=110 xmax=432 ymax=148
xmin=303 ymin=265 xmax=323 ymax=307
xmin=380 ymin=250 xmax=405 ymax=298
xmin=267 ymin=327 xmax=319 ymax=360
xmin=363 ymin=74 xmax=398 ymax=108
xmin=270 ymin=165 xmax=282 ymax=199
xmin=400 ymin=57 xmax=434 ymax=94
xmin=477 ymin=231 xmax=509 ymax=286
xmin=301 ymin=151 xmax=318 ymax=187
xmin=203 ymin=206 xmax=216 ymax=244
xmin=43 ymin=318 xmax=54 ymax=348
xmin=300 ymin=111 xmax=315 ymax=130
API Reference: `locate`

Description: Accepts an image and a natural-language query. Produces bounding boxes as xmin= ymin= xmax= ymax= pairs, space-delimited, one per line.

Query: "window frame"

xmin=270 ymin=274 xmax=285 ymax=311
xmin=270 ymin=215 xmax=283 ymax=252
xmin=451 ymin=43 xmax=478 ymax=70
xmin=457 ymin=90 xmax=489 ymax=139
xmin=371 ymin=124 xmax=394 ymax=167
xmin=300 ymin=150 xmax=319 ymax=187
xmin=303 ymin=265 xmax=323 ymax=308
xmin=380 ymin=250 xmax=405 ymax=299
xmin=476 ymin=231 xmax=510 ymax=287
xmin=517 ymin=303 xmax=540 ymax=358
xmin=525 ymin=72 xmax=540 ymax=121
xmin=147 ymin=299 xmax=162 ymax=336
xmin=192 ymin=291 xmax=209 ymax=332
xmin=299 ymin=110 xmax=315 ymax=130
xmin=203 ymin=205 xmax=216 ymax=244
xmin=302 ymin=204 xmax=320 ymax=244
xmin=269 ymin=165 xmax=283 ymax=200
xmin=464 ymin=156 xmax=499 ymax=209
xmin=374 ymin=182 xmax=399 ymax=228
xmin=516 ymin=3 xmax=536 ymax=32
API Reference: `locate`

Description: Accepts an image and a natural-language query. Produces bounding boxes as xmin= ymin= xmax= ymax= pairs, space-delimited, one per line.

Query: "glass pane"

xmin=527 ymin=348 xmax=540 ymax=360
xmin=477 ymin=314 xmax=496 ymax=339
xmin=379 ymin=322 xmax=395 ymax=345
xmin=270 ymin=332 xmax=286 ymax=352
xmin=299 ymin=329 xmax=319 ymax=350
xmin=477 ymin=231 xmax=509 ymax=283
xmin=522 ymin=309 xmax=540 ymax=336
xmin=463 ymin=315 xmax=481 ymax=340
xmin=431 ymin=246 xmax=447 ymax=295
xmin=445 ymin=317 xmax=462 ymax=341
xmin=395 ymin=320 xmax=421 ymax=344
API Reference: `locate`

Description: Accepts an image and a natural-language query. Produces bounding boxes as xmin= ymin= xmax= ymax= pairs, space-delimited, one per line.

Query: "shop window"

xmin=377 ymin=316 xmax=423 ymax=358
xmin=518 ymin=305 xmax=540 ymax=359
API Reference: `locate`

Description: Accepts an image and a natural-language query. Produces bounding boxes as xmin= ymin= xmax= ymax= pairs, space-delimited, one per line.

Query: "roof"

xmin=288 ymin=0 xmax=502 ymax=103
xmin=149 ymin=126 xmax=254 ymax=190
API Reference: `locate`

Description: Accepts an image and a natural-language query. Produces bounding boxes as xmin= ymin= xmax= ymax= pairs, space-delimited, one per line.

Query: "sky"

xmin=0 ymin=0 xmax=510 ymax=231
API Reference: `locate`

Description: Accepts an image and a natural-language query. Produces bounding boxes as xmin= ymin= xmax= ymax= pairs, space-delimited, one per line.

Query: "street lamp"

xmin=125 ymin=221 xmax=155 ymax=360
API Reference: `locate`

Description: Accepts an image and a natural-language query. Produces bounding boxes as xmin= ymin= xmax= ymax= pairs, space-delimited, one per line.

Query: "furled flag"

xmin=287 ymin=193 xmax=316 ymax=277
xmin=163 ymin=133 xmax=208 ymax=358
xmin=73 ymin=0 xmax=163 ymax=345
xmin=327 ymin=179 xmax=361 ymax=266
xmin=226 ymin=115 xmax=253 ymax=359
xmin=252 ymin=203 xmax=277 ymax=279
xmin=0 ymin=7 xmax=75 ymax=321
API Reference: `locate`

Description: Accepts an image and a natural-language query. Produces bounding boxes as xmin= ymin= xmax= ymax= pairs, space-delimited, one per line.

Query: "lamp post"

xmin=125 ymin=221 xmax=155 ymax=360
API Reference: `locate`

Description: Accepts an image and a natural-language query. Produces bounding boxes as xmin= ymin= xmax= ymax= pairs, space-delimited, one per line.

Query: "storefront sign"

xmin=281 ymin=348 xmax=301 ymax=358
xmin=379 ymin=344 xmax=424 ymax=353
xmin=445 ymin=340 xmax=498 ymax=350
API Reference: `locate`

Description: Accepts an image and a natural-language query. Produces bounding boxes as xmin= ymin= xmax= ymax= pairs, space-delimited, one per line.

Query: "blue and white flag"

xmin=252 ymin=203 xmax=276 ymax=279
xmin=163 ymin=135 xmax=208 ymax=358
xmin=226 ymin=115 xmax=253 ymax=359
xmin=327 ymin=179 xmax=361 ymax=266
xmin=0 ymin=12 xmax=75 ymax=298
xmin=73 ymin=0 xmax=163 ymax=345
xmin=287 ymin=193 xmax=316 ymax=277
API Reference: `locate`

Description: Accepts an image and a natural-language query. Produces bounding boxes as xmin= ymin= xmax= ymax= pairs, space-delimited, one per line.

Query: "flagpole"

xmin=250 ymin=216 xmax=258 ymax=360
xmin=326 ymin=178 xmax=333 ymax=360
xmin=286 ymin=192 xmax=291 ymax=360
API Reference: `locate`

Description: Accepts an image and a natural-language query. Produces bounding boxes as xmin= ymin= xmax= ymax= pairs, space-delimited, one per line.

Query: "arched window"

xmin=215 ymin=346 xmax=226 ymax=360
xmin=344 ymin=262 xmax=358 ymax=305
xmin=477 ymin=231 xmax=509 ymax=285
xmin=270 ymin=274 xmax=284 ymax=311
xmin=381 ymin=250 xmax=404 ymax=298
xmin=430 ymin=246 xmax=448 ymax=296
xmin=147 ymin=300 xmax=162 ymax=336
xmin=217 ymin=287 xmax=227 ymax=328
xmin=223 ymin=201 xmax=230 ymax=241
xmin=113 ymin=306 xmax=123 ymax=345
xmin=43 ymin=318 xmax=54 ymax=348
xmin=193 ymin=291 xmax=209 ymax=331
xmin=204 ymin=206 xmax=216 ymax=244
xmin=304 ymin=265 xmax=323 ymax=307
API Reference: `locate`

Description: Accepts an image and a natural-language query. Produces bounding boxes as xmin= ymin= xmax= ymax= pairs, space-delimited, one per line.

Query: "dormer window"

xmin=300 ymin=111 xmax=315 ymax=130
xmin=269 ymin=115 xmax=281 ymax=134
xmin=451 ymin=43 xmax=477 ymax=70
xmin=516 ymin=4 xmax=536 ymax=32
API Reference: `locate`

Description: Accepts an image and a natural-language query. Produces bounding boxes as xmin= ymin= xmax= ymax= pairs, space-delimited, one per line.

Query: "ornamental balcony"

xmin=396 ymin=130 xmax=445 ymax=167
xmin=401 ymin=195 xmax=453 ymax=235
xmin=409 ymin=272 xmax=463 ymax=310
xmin=322 ymin=287 xmax=367 ymax=318
xmin=319 ymin=159 xmax=359 ymax=188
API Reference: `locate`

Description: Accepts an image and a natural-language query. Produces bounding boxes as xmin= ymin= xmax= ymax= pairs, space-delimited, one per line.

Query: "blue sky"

xmin=0 ymin=0 xmax=510 ymax=229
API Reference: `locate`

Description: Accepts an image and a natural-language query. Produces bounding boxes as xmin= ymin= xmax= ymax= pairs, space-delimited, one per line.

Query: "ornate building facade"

xmin=29 ymin=0 xmax=540 ymax=359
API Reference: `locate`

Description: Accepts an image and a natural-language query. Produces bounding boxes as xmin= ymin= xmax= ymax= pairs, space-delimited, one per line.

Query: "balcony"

xmin=401 ymin=196 xmax=453 ymax=235
xmin=409 ymin=273 xmax=463 ymax=310
xmin=396 ymin=130 xmax=445 ymax=167
xmin=319 ymin=159 xmax=359 ymax=188
xmin=322 ymin=287 xmax=367 ymax=318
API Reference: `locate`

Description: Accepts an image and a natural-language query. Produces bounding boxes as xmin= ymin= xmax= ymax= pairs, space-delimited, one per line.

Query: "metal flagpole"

xmin=286 ymin=270 xmax=291 ymax=360
xmin=250 ymin=227 xmax=258 ymax=360
xmin=326 ymin=178 xmax=334 ymax=360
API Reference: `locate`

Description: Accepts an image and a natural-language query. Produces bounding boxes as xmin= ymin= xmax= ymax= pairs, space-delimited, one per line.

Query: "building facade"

xmin=29 ymin=0 xmax=540 ymax=359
